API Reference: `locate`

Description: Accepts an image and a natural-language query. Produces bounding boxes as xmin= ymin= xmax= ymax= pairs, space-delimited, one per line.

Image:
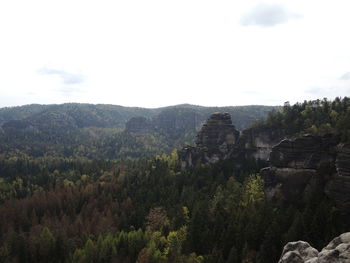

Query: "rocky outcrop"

xmin=195 ymin=112 xmax=239 ymax=155
xmin=335 ymin=144 xmax=350 ymax=177
xmin=261 ymin=134 xmax=339 ymax=203
xmin=260 ymin=134 xmax=350 ymax=214
xmin=269 ymin=134 xmax=337 ymax=169
xmin=279 ymin=241 xmax=318 ymax=263
xmin=279 ymin=232 xmax=350 ymax=263
xmin=179 ymin=113 xmax=240 ymax=168
xmin=179 ymin=113 xmax=288 ymax=169
xmin=325 ymin=144 xmax=350 ymax=212
xmin=241 ymin=126 xmax=286 ymax=161
xmin=176 ymin=112 xmax=350 ymax=213
xmin=178 ymin=146 xmax=203 ymax=169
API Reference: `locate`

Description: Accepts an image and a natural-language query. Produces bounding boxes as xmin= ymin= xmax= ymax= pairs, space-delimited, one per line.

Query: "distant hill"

xmin=0 ymin=103 xmax=278 ymax=158
xmin=0 ymin=103 xmax=276 ymax=129
xmin=0 ymin=103 xmax=158 ymax=127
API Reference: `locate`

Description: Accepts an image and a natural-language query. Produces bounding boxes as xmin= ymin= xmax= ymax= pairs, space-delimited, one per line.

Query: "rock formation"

xmin=179 ymin=112 xmax=287 ymax=169
xmin=260 ymin=134 xmax=350 ymax=214
xmin=241 ymin=126 xmax=286 ymax=161
xmin=177 ymin=112 xmax=350 ymax=213
xmin=335 ymin=144 xmax=350 ymax=177
xmin=269 ymin=134 xmax=337 ymax=169
xmin=325 ymin=144 xmax=350 ymax=212
xmin=195 ymin=112 xmax=239 ymax=158
xmin=179 ymin=113 xmax=240 ymax=168
xmin=279 ymin=232 xmax=350 ymax=263
xmin=261 ymin=134 xmax=338 ymax=203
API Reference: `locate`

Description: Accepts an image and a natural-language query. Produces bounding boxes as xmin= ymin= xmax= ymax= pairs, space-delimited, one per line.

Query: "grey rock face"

xmin=261 ymin=134 xmax=350 ymax=213
xmin=179 ymin=146 xmax=203 ymax=170
xmin=241 ymin=126 xmax=286 ymax=161
xmin=279 ymin=233 xmax=350 ymax=263
xmin=279 ymin=241 xmax=318 ymax=263
xmin=261 ymin=134 xmax=337 ymax=203
xmin=335 ymin=144 xmax=350 ymax=177
xmin=179 ymin=113 xmax=287 ymax=169
xmin=195 ymin=112 xmax=240 ymax=158
xmin=269 ymin=134 xmax=337 ymax=169
xmin=327 ymin=145 xmax=350 ymax=210
xmin=179 ymin=112 xmax=240 ymax=168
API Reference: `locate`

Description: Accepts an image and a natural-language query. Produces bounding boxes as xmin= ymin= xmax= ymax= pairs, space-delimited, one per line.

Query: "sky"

xmin=0 ymin=0 xmax=350 ymax=108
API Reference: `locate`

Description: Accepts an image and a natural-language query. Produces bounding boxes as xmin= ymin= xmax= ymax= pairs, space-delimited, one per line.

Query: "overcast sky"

xmin=1 ymin=0 xmax=350 ymax=108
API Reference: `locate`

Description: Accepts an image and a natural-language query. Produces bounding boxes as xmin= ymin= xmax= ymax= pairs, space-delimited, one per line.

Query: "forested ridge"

xmin=0 ymin=98 xmax=349 ymax=262
xmin=258 ymin=97 xmax=350 ymax=142
xmin=0 ymin=103 xmax=275 ymax=159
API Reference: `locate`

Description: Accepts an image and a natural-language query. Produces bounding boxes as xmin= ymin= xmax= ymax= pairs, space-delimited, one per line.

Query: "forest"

xmin=0 ymin=98 xmax=349 ymax=263
xmin=0 ymin=104 xmax=275 ymax=159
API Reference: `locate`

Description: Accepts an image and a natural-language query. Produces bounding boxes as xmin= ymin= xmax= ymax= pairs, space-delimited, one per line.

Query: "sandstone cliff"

xmin=325 ymin=144 xmax=350 ymax=212
xmin=260 ymin=135 xmax=350 ymax=214
xmin=177 ymin=112 xmax=350 ymax=214
xmin=179 ymin=112 xmax=286 ymax=168
xmin=241 ymin=125 xmax=286 ymax=160
xmin=261 ymin=134 xmax=337 ymax=203
xmin=179 ymin=112 xmax=240 ymax=168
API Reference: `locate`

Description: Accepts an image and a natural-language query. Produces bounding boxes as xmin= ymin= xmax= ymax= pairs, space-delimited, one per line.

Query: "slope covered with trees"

xmin=0 ymin=150 xmax=347 ymax=262
xmin=258 ymin=97 xmax=350 ymax=142
xmin=0 ymin=98 xmax=349 ymax=262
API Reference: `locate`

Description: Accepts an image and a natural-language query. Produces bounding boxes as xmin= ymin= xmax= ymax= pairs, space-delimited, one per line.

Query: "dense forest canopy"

xmin=0 ymin=98 xmax=349 ymax=262
xmin=258 ymin=97 xmax=350 ymax=142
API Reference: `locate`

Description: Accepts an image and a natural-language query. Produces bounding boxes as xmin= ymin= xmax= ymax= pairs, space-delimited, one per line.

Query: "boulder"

xmin=279 ymin=233 xmax=350 ymax=263
xmin=278 ymin=241 xmax=318 ymax=263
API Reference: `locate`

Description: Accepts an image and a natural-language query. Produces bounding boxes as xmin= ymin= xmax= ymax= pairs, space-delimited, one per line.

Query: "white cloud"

xmin=38 ymin=68 xmax=85 ymax=85
xmin=340 ymin=72 xmax=350 ymax=80
xmin=240 ymin=3 xmax=302 ymax=27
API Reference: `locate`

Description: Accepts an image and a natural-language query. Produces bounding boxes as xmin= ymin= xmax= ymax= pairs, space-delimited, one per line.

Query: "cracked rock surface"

xmin=278 ymin=233 xmax=350 ymax=263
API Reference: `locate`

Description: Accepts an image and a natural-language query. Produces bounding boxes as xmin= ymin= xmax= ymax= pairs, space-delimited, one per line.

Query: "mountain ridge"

xmin=0 ymin=103 xmax=277 ymax=158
